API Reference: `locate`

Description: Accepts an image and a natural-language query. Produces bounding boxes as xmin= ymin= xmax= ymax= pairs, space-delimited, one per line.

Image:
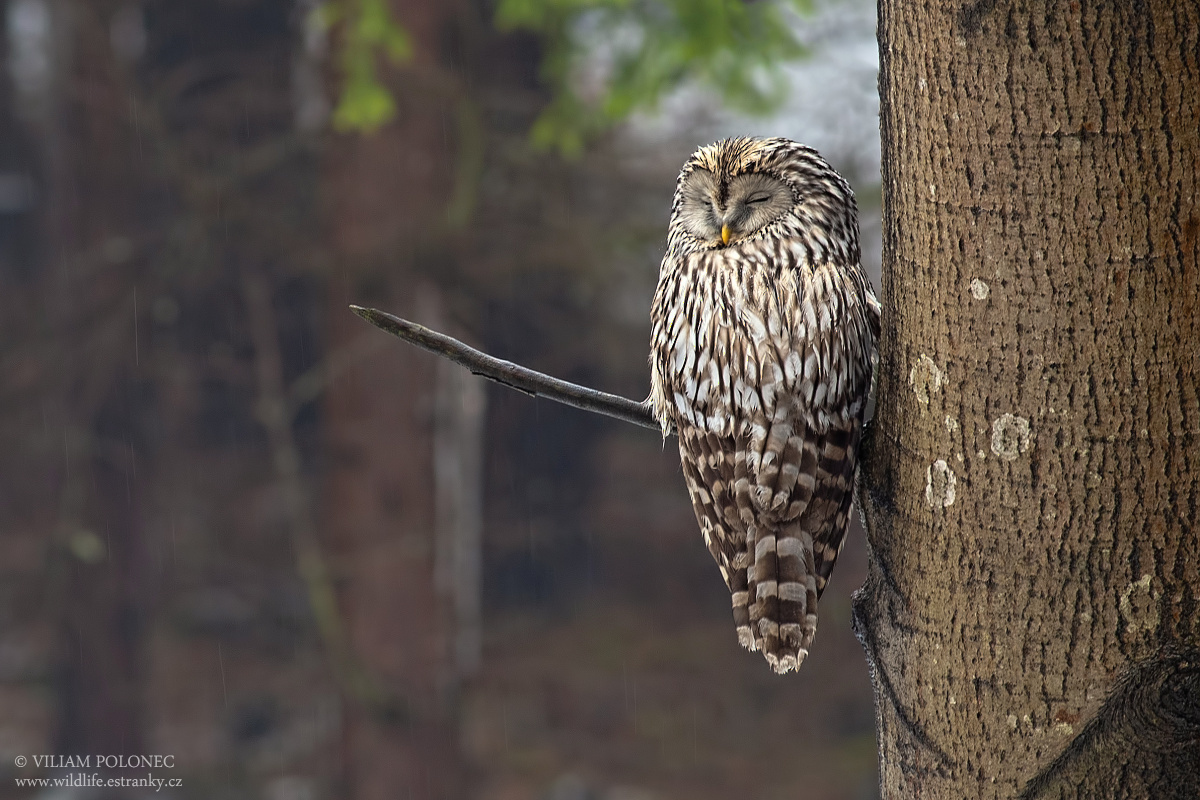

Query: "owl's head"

xmin=668 ymin=137 xmax=857 ymax=261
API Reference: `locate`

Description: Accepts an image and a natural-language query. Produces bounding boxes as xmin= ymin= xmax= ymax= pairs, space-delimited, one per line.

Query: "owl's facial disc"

xmin=679 ymin=169 xmax=793 ymax=247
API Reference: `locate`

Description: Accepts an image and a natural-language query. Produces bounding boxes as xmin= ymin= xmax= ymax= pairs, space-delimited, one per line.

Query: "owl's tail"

xmin=741 ymin=520 xmax=820 ymax=674
xmin=742 ymin=422 xmax=861 ymax=674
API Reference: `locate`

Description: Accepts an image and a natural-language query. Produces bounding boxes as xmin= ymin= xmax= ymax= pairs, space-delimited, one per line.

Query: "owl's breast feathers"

xmin=649 ymin=240 xmax=878 ymax=442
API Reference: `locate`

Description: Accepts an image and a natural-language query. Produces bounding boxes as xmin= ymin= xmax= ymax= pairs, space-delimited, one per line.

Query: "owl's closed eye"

xmin=677 ymin=168 xmax=794 ymax=246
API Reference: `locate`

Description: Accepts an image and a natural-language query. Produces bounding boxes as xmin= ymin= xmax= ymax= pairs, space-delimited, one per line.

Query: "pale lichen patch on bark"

xmin=969 ymin=278 xmax=990 ymax=299
xmin=1117 ymin=574 xmax=1160 ymax=633
xmin=990 ymin=414 xmax=1031 ymax=460
xmin=910 ymin=354 xmax=945 ymax=405
xmin=926 ymin=459 xmax=957 ymax=508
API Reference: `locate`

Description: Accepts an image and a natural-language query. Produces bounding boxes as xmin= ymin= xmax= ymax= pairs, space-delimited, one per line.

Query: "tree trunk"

xmin=857 ymin=1 xmax=1200 ymax=797
xmin=319 ymin=2 xmax=472 ymax=797
xmin=320 ymin=78 xmax=459 ymax=800
xmin=52 ymin=0 xmax=152 ymax=760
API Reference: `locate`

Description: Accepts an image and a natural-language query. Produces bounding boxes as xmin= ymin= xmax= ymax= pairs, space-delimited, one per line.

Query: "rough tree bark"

xmin=856 ymin=1 xmax=1199 ymax=798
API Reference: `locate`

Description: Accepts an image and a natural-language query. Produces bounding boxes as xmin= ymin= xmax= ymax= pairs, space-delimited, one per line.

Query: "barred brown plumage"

xmin=649 ymin=137 xmax=880 ymax=674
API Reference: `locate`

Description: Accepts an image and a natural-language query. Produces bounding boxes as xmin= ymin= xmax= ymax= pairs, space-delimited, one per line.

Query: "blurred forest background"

xmin=0 ymin=1 xmax=882 ymax=798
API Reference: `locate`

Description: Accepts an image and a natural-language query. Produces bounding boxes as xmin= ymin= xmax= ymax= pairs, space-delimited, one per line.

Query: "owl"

xmin=649 ymin=137 xmax=879 ymax=674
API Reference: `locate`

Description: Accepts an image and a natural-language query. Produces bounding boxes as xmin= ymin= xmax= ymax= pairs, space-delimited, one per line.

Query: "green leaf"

xmin=322 ymin=0 xmax=413 ymax=134
xmin=493 ymin=0 xmax=811 ymax=156
xmin=325 ymin=0 xmax=813 ymax=147
xmin=333 ymin=76 xmax=397 ymax=133
xmin=358 ymin=0 xmax=412 ymax=59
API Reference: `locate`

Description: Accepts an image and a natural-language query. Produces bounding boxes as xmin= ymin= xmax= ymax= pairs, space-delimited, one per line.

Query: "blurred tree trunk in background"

xmin=859 ymin=1 xmax=1199 ymax=797
xmin=320 ymin=2 xmax=537 ymax=796
xmin=49 ymin=0 xmax=151 ymax=758
xmin=320 ymin=2 xmax=458 ymax=794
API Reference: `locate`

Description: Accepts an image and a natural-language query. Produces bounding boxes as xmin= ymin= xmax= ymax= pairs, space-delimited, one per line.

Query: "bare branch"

xmin=349 ymin=305 xmax=669 ymax=435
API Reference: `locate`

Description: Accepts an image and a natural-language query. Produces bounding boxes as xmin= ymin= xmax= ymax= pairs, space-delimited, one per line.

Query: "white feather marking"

xmin=760 ymin=381 xmax=775 ymax=409
xmin=738 ymin=627 xmax=756 ymax=650
xmin=768 ymin=309 xmax=783 ymax=337
xmin=672 ymin=344 xmax=688 ymax=372
xmin=754 ymin=534 xmax=777 ymax=560
xmin=784 ymin=352 xmax=802 ymax=385
xmin=743 ymin=358 xmax=758 ymax=384
xmin=673 ymin=392 xmax=694 ymax=422
xmin=803 ymin=297 xmax=818 ymax=334
xmin=744 ymin=310 xmax=767 ymax=342
xmin=776 ymin=537 xmax=805 ymax=559
xmin=778 ymin=582 xmax=808 ymax=603
xmin=804 ymin=351 xmax=820 ymax=382
xmin=756 ymin=581 xmax=779 ymax=599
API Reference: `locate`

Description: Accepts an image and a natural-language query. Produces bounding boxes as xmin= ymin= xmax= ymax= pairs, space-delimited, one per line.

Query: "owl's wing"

xmin=734 ymin=263 xmax=875 ymax=671
xmin=677 ymin=426 xmax=759 ymax=646
xmin=743 ymin=260 xmax=876 ymax=530
xmin=800 ymin=415 xmax=864 ymax=597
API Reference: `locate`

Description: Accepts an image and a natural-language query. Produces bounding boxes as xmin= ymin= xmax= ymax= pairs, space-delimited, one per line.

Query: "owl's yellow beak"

xmin=720 ymin=224 xmax=731 ymax=245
